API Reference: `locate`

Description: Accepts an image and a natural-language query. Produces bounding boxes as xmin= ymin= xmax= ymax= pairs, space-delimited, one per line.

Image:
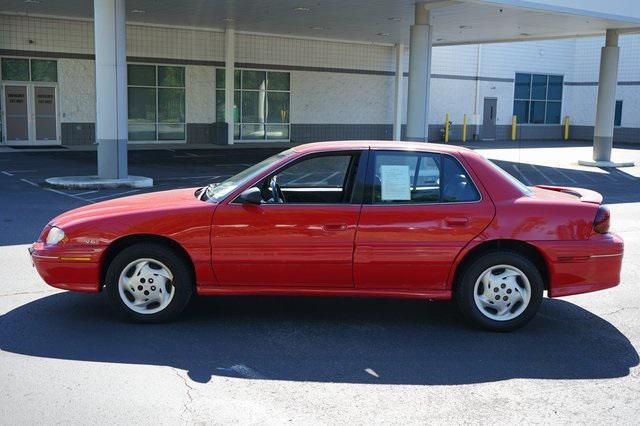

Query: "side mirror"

xmin=238 ymin=187 xmax=262 ymax=204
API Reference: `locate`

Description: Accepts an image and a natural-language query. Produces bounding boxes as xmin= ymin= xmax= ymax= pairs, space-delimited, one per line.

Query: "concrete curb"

xmin=45 ymin=175 xmax=154 ymax=189
xmin=577 ymin=160 xmax=636 ymax=168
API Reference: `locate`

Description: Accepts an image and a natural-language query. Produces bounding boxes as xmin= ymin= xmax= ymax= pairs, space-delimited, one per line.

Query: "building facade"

xmin=1 ymin=13 xmax=639 ymax=147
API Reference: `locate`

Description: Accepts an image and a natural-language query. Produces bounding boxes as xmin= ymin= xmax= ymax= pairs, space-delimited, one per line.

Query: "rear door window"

xmin=370 ymin=151 xmax=480 ymax=204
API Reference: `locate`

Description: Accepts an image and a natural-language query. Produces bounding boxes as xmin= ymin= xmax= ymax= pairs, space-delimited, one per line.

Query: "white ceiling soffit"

xmin=1 ymin=0 xmax=639 ymax=46
xmin=474 ymin=0 xmax=640 ymax=26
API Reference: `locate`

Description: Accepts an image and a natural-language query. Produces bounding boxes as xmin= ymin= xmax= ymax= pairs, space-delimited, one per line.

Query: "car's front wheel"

xmin=105 ymin=243 xmax=193 ymax=322
xmin=455 ymin=250 xmax=543 ymax=331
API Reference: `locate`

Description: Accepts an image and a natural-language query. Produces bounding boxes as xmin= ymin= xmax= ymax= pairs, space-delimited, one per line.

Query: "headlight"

xmin=46 ymin=226 xmax=66 ymax=245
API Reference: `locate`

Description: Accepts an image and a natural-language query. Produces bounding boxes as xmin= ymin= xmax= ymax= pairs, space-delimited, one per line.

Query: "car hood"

xmin=51 ymin=187 xmax=210 ymax=228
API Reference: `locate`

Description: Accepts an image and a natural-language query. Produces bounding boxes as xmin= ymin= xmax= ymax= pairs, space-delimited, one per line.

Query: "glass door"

xmin=3 ymin=85 xmax=30 ymax=144
xmin=33 ymin=86 xmax=58 ymax=143
xmin=1 ymin=83 xmax=59 ymax=145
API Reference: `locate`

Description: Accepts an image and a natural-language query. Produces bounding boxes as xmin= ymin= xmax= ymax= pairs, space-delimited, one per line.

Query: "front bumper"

xmin=29 ymin=242 xmax=102 ymax=293
xmin=537 ymin=232 xmax=624 ymax=298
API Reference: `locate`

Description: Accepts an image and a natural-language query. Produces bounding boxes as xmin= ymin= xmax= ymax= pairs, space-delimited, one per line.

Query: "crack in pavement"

xmin=0 ymin=289 xmax=59 ymax=298
xmin=173 ymin=368 xmax=197 ymax=422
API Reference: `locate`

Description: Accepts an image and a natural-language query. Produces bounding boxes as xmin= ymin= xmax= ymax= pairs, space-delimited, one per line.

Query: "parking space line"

xmin=529 ymin=164 xmax=551 ymax=183
xmin=19 ymin=178 xmax=39 ymax=187
xmin=74 ymin=190 xmax=99 ymax=196
xmin=87 ymin=189 xmax=141 ymax=201
xmin=6 ymin=169 xmax=37 ymax=173
xmin=1 ymin=171 xmax=13 ymax=176
xmin=576 ymin=170 xmax=597 ymax=183
xmin=510 ymin=165 xmax=532 ymax=185
xmin=44 ymin=187 xmax=95 ymax=203
xmin=552 ymin=167 xmax=578 ymax=184
xmin=608 ymin=169 xmax=637 ymax=181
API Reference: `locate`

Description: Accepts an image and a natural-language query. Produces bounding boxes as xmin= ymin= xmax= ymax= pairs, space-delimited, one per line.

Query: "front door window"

xmin=256 ymin=153 xmax=357 ymax=204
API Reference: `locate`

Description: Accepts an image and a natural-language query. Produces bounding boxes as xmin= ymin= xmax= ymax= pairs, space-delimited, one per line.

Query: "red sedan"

xmin=30 ymin=141 xmax=623 ymax=331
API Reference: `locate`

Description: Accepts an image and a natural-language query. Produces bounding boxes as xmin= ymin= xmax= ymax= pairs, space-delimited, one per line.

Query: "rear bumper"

xmin=29 ymin=242 xmax=102 ymax=293
xmin=536 ymin=233 xmax=624 ymax=297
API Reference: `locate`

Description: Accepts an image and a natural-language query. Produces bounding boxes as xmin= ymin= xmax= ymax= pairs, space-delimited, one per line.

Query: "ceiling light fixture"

xmin=376 ymin=32 xmax=392 ymax=37
xmin=387 ymin=17 xmax=402 ymax=21
xmin=293 ymin=7 xmax=311 ymax=12
xmin=130 ymin=9 xmax=146 ymax=14
xmin=223 ymin=17 xmax=235 ymax=22
xmin=310 ymin=26 xmax=327 ymax=30
xmin=24 ymin=0 xmax=41 ymax=4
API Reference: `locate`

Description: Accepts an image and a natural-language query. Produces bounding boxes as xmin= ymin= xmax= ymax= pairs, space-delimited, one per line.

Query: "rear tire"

xmin=105 ymin=243 xmax=193 ymax=323
xmin=455 ymin=250 xmax=543 ymax=331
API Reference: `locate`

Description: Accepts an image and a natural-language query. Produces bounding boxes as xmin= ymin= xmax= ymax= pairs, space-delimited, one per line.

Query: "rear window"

xmin=487 ymin=159 xmax=532 ymax=196
xmin=371 ymin=151 xmax=480 ymax=204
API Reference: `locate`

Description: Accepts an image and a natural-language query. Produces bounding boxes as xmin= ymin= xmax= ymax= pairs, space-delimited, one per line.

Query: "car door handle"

xmin=323 ymin=223 xmax=348 ymax=232
xmin=445 ymin=217 xmax=469 ymax=226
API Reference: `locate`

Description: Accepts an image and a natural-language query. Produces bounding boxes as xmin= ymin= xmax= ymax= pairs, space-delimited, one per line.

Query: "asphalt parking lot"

xmin=1 ymin=141 xmax=640 ymax=424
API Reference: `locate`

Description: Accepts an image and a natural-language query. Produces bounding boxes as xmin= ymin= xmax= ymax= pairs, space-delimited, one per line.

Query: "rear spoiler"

xmin=534 ymin=185 xmax=603 ymax=204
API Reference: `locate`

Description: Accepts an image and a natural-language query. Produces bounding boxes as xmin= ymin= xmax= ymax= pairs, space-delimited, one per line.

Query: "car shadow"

xmin=0 ymin=293 xmax=637 ymax=385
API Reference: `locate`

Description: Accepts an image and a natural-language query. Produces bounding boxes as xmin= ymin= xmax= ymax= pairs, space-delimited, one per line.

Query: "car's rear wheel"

xmin=105 ymin=243 xmax=193 ymax=322
xmin=455 ymin=250 xmax=543 ymax=331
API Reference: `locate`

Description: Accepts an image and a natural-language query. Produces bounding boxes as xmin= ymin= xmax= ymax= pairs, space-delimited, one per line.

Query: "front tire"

xmin=455 ymin=250 xmax=543 ymax=331
xmin=105 ymin=243 xmax=193 ymax=323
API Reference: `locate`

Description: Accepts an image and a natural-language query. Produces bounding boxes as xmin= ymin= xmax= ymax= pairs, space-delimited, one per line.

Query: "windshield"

xmin=487 ymin=159 xmax=532 ymax=196
xmin=204 ymin=149 xmax=294 ymax=201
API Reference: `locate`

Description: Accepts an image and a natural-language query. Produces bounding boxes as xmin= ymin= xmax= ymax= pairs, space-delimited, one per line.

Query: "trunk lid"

xmin=532 ymin=185 xmax=603 ymax=204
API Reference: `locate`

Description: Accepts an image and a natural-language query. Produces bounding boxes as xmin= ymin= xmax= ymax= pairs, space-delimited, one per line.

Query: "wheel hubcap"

xmin=118 ymin=258 xmax=175 ymax=314
xmin=473 ymin=264 xmax=531 ymax=321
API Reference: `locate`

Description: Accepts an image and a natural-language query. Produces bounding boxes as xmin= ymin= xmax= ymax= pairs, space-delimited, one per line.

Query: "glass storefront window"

xmin=158 ymin=66 xmax=185 ymax=87
xmin=545 ymin=102 xmax=562 ymax=124
xmin=242 ymin=70 xmax=266 ymax=90
xmin=30 ymin=60 xmax=58 ymax=82
xmin=268 ymin=72 xmax=290 ymax=91
xmin=241 ymin=91 xmax=262 ymax=123
xmin=158 ymin=88 xmax=185 ymax=123
xmin=127 ymin=64 xmax=185 ymax=141
xmin=513 ymin=100 xmax=529 ymax=125
xmin=531 ymin=74 xmax=547 ymax=100
xmin=1 ymin=58 xmax=54 ymax=82
xmin=267 ymin=92 xmax=289 ymax=123
xmin=128 ymin=65 xmax=156 ymax=86
xmin=530 ymin=101 xmax=546 ymax=124
xmin=513 ymin=73 xmax=563 ymax=124
xmin=514 ymin=73 xmax=531 ymax=99
xmin=216 ymin=68 xmax=291 ymax=141
xmin=128 ymin=87 xmax=156 ymax=122
xmin=215 ymin=69 xmax=241 ymax=89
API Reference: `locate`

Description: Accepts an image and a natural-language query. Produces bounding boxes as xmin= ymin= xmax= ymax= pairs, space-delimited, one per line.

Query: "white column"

xmin=393 ymin=43 xmax=404 ymax=141
xmin=94 ymin=0 xmax=128 ymax=178
xmin=592 ymin=30 xmax=620 ymax=162
xmin=406 ymin=3 xmax=432 ymax=142
xmin=225 ymin=26 xmax=235 ymax=145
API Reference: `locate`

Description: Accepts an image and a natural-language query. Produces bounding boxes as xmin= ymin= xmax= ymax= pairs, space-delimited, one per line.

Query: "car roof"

xmin=292 ymin=140 xmax=468 ymax=155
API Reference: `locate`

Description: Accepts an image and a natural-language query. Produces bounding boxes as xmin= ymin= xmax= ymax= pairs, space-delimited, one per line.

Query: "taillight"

xmin=593 ymin=205 xmax=610 ymax=234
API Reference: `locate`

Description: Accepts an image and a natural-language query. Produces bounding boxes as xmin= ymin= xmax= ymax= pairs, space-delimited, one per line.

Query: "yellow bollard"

xmin=511 ymin=115 xmax=517 ymax=141
xmin=563 ymin=116 xmax=570 ymax=141
xmin=444 ymin=112 xmax=450 ymax=143
xmin=462 ymin=114 xmax=468 ymax=143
